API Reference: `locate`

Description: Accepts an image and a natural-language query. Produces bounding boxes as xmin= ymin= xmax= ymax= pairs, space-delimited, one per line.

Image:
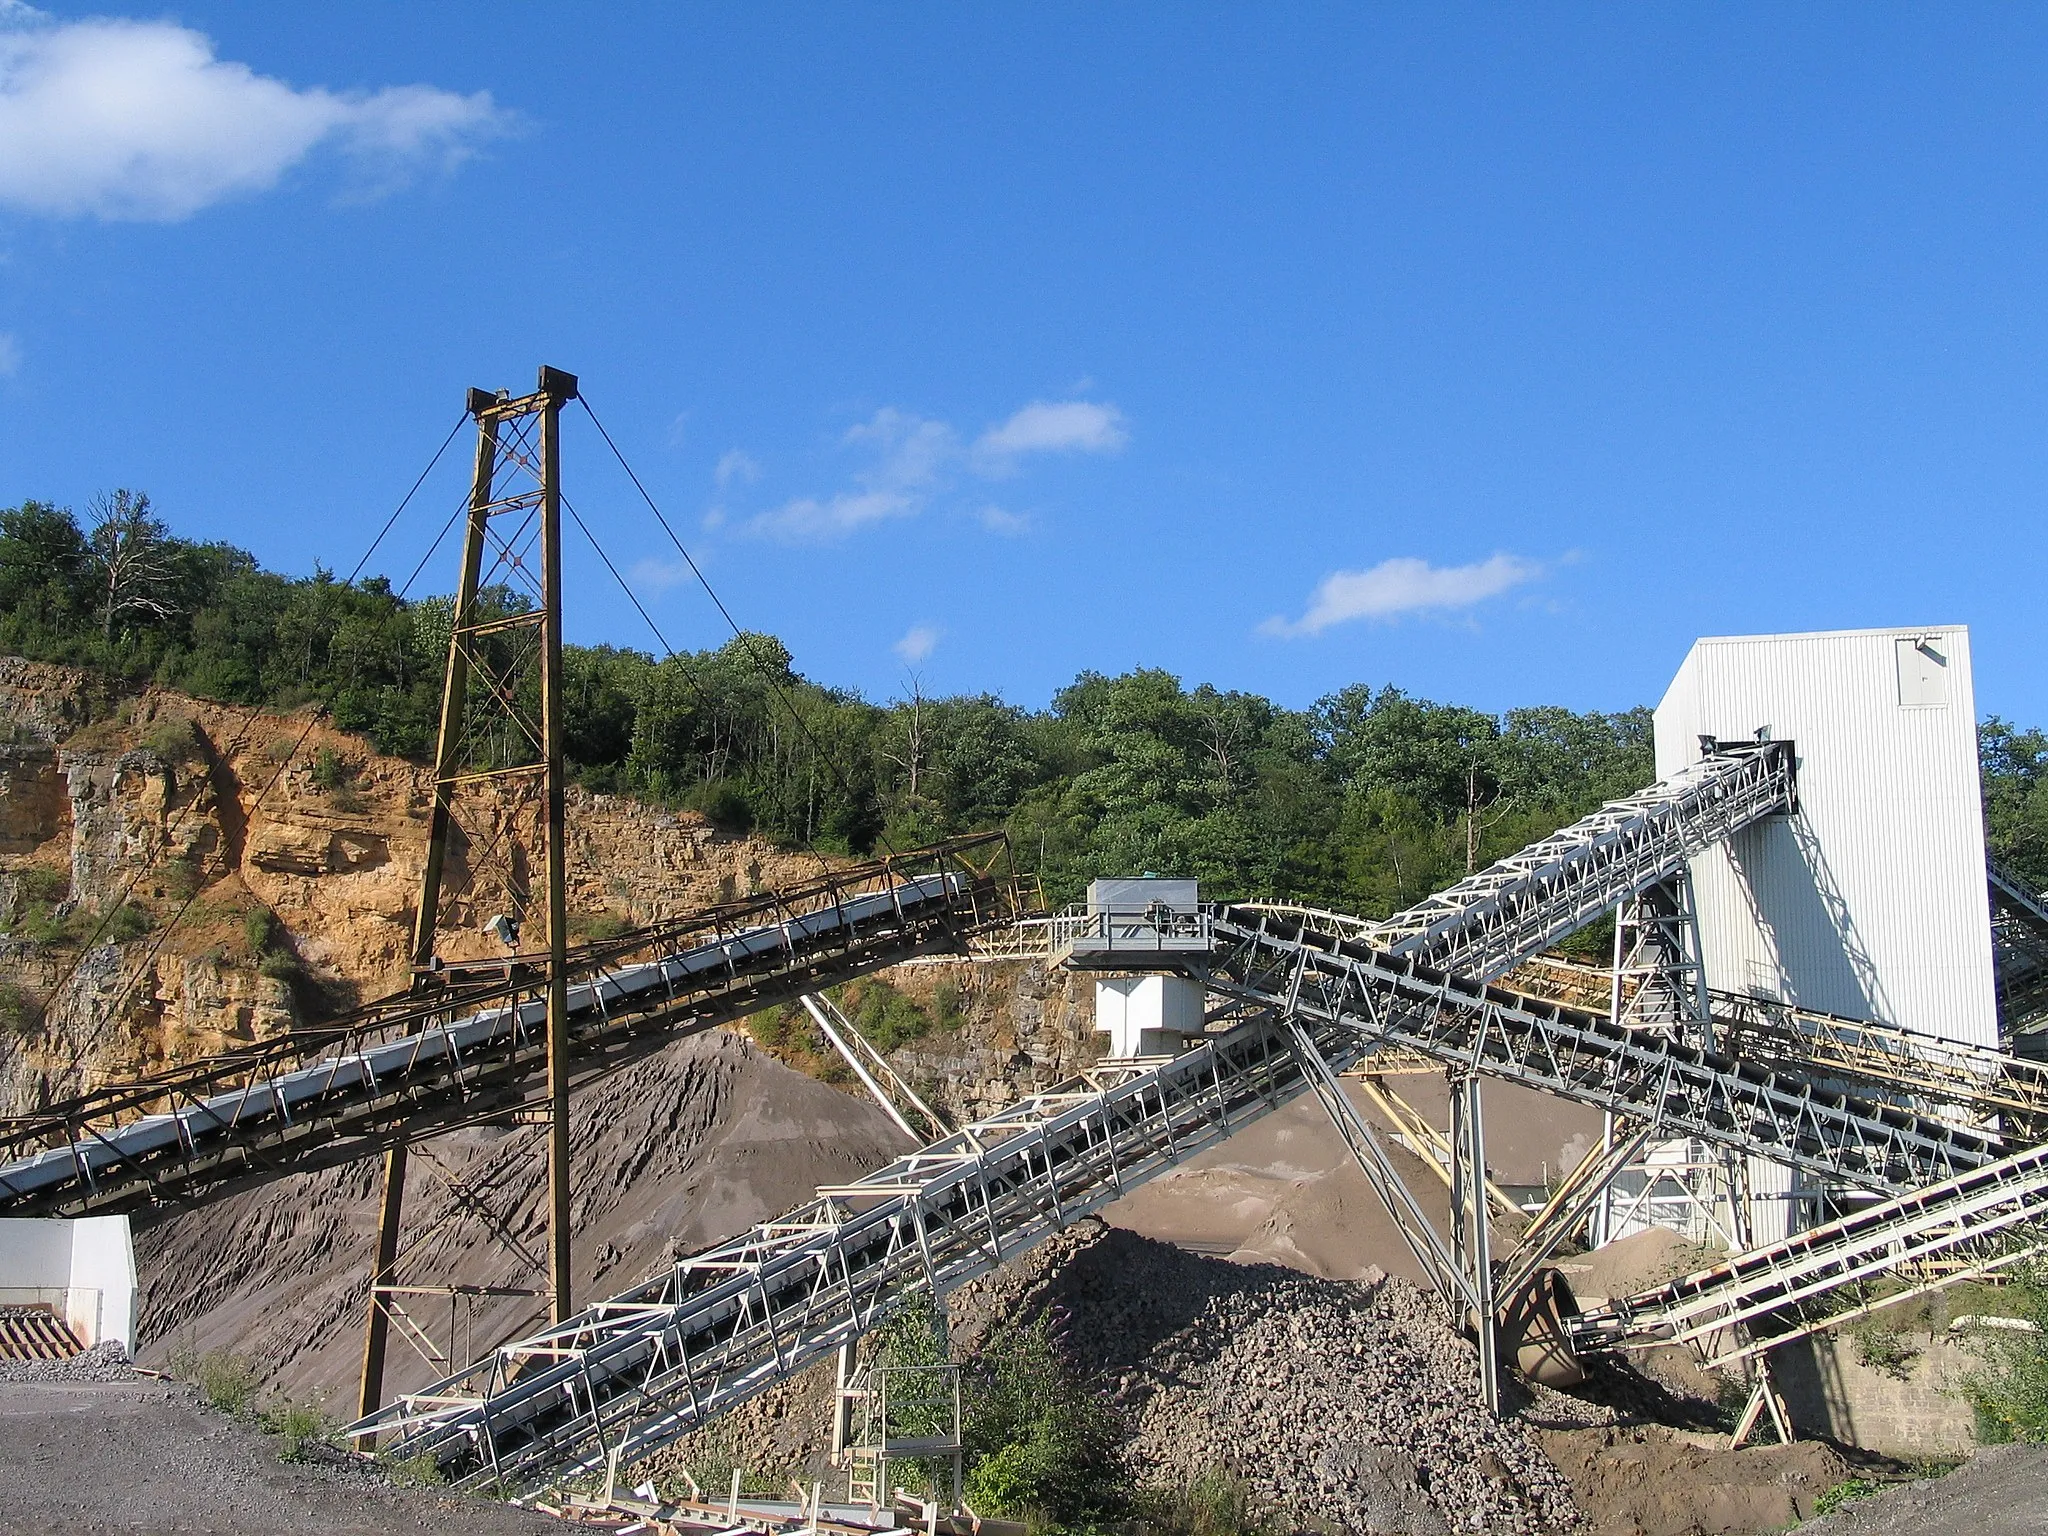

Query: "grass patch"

xmin=262 ymin=1400 xmax=331 ymax=1461
xmin=1134 ymin=1469 xmax=1276 ymax=1536
xmin=380 ymin=1449 xmax=446 ymax=1488
xmin=164 ymin=1346 xmax=265 ymax=1416
xmin=1813 ymin=1477 xmax=1882 ymax=1517
xmin=568 ymin=910 xmax=636 ymax=944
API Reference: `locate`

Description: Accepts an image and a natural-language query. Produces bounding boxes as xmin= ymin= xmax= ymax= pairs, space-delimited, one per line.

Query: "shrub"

xmin=1134 ymin=1469 xmax=1276 ymax=1536
xmin=263 ymin=1400 xmax=330 ymax=1461
xmin=1962 ymin=1268 xmax=2048 ymax=1443
xmin=140 ymin=716 xmax=202 ymax=767
xmin=185 ymin=1350 xmax=263 ymax=1416
xmin=99 ymin=900 xmax=152 ymax=944
xmin=1853 ymin=1323 xmax=1920 ymax=1381
xmin=960 ymin=1311 xmax=1128 ymax=1526
xmin=309 ymin=746 xmax=354 ymax=792
xmin=684 ymin=777 xmax=753 ymax=835
xmin=0 ymin=982 xmax=43 ymax=1037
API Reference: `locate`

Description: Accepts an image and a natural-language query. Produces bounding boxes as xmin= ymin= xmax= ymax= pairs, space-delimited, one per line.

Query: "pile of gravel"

xmin=951 ymin=1220 xmax=1584 ymax=1535
xmin=0 ymin=1339 xmax=136 ymax=1384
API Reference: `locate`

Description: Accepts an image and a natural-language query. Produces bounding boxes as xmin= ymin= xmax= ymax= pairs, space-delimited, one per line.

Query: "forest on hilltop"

xmin=7 ymin=492 xmax=2048 ymax=913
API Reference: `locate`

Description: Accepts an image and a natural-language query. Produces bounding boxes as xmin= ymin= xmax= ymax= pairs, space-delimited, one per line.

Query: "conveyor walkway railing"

xmin=348 ymin=901 xmax=2003 ymax=1489
xmin=1569 ymin=1139 xmax=2048 ymax=1368
xmin=1709 ymin=989 xmax=2048 ymax=1133
xmin=1204 ymin=906 xmax=2001 ymax=1197
xmin=1354 ymin=740 xmax=1794 ymax=981
xmin=344 ymin=1008 xmax=1360 ymax=1491
xmin=0 ymin=835 xmax=1019 ymax=1216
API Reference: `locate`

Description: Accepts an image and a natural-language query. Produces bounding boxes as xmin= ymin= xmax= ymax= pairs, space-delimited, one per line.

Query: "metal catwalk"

xmin=0 ymin=836 xmax=1019 ymax=1216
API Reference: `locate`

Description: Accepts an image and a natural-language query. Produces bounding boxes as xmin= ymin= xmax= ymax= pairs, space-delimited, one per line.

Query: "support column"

xmin=1448 ymin=1069 xmax=1500 ymax=1414
xmin=538 ymin=368 xmax=573 ymax=1327
xmin=355 ymin=1140 xmax=408 ymax=1430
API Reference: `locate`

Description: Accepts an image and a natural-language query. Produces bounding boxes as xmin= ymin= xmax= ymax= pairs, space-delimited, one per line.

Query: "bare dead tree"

xmin=882 ymin=672 xmax=930 ymax=804
xmin=87 ymin=489 xmax=177 ymax=641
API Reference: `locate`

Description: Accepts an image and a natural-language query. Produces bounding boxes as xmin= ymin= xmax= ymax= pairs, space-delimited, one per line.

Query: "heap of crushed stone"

xmin=0 ymin=1339 xmax=136 ymax=1384
xmin=948 ymin=1219 xmax=1585 ymax=1535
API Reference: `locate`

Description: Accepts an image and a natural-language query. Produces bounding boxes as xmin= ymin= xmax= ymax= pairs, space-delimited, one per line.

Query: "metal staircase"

xmin=0 ymin=835 xmax=1018 ymax=1216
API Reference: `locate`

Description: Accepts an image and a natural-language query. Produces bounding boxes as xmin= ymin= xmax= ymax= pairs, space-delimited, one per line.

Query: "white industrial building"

xmin=1655 ymin=626 xmax=1996 ymax=1048
xmin=1625 ymin=625 xmax=1998 ymax=1245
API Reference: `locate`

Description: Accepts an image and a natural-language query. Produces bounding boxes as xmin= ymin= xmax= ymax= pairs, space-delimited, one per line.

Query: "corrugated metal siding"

xmin=1653 ymin=626 xmax=1996 ymax=1049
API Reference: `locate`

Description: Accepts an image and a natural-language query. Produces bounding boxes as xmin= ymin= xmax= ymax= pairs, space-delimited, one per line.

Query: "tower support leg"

xmin=1448 ymin=1069 xmax=1500 ymax=1414
xmin=355 ymin=1139 xmax=408 ymax=1431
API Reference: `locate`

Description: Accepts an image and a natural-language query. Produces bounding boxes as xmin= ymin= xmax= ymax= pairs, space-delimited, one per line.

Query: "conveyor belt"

xmin=1570 ymin=1139 xmax=2048 ymax=1367
xmin=348 ymin=904 xmax=1997 ymax=1490
xmin=0 ymin=836 xmax=1017 ymax=1215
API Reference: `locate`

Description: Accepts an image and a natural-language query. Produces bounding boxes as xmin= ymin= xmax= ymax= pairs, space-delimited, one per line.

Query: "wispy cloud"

xmin=893 ymin=623 xmax=940 ymax=665
xmin=1260 ymin=554 xmax=1542 ymax=637
xmin=629 ymin=556 xmax=696 ymax=595
xmin=0 ymin=331 xmax=17 ymax=377
xmin=714 ymin=448 xmax=760 ymax=488
xmin=972 ymin=400 xmax=1128 ymax=472
xmin=741 ymin=398 xmax=1122 ymax=545
xmin=748 ymin=408 xmax=957 ymax=543
xmin=975 ymin=505 xmax=1031 ymax=536
xmin=0 ymin=9 xmax=511 ymax=221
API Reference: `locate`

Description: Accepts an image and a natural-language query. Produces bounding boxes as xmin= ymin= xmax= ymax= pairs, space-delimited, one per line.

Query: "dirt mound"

xmin=1540 ymin=1425 xmax=1853 ymax=1536
xmin=1557 ymin=1228 xmax=1721 ymax=1306
xmin=136 ymin=1029 xmax=906 ymax=1405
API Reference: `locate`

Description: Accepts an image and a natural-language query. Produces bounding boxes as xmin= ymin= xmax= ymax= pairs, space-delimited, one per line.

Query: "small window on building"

xmin=1896 ymin=635 xmax=1949 ymax=708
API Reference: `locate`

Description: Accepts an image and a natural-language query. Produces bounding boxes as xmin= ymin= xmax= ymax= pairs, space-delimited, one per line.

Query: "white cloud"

xmin=1260 ymin=554 xmax=1541 ymax=637
xmin=629 ymin=556 xmax=696 ymax=595
xmin=714 ymin=448 xmax=759 ymax=488
xmin=975 ymin=504 xmax=1031 ymax=536
xmin=972 ymin=400 xmax=1127 ymax=471
xmin=0 ymin=331 xmax=17 ymax=376
xmin=0 ymin=12 xmax=510 ymax=221
xmin=893 ymin=623 xmax=940 ymax=665
xmin=740 ymin=399 xmax=1124 ymax=544
xmin=748 ymin=408 xmax=955 ymax=543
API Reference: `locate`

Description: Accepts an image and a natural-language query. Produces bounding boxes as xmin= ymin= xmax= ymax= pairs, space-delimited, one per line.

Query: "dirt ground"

xmin=0 ymin=1377 xmax=565 ymax=1534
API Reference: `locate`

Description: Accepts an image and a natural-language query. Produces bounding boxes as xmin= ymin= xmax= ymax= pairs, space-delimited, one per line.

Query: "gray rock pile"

xmin=951 ymin=1220 xmax=1583 ymax=1535
xmin=0 ymin=1339 xmax=136 ymax=1383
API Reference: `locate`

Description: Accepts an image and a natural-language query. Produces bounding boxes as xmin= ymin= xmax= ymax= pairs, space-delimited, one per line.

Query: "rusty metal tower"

xmin=358 ymin=365 xmax=579 ymax=1420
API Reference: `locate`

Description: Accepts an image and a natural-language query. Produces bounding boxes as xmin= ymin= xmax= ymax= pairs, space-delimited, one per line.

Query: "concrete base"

xmin=1774 ymin=1333 xmax=1980 ymax=1459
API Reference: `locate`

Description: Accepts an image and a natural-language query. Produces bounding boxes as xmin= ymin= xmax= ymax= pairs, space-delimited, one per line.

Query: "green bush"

xmin=140 ymin=716 xmax=202 ymax=767
xmin=960 ymin=1313 xmax=1127 ymax=1527
xmin=309 ymin=746 xmax=355 ymax=792
xmin=263 ymin=1400 xmax=330 ymax=1461
xmin=1853 ymin=1323 xmax=1920 ymax=1381
xmin=177 ymin=1349 xmax=262 ymax=1415
xmin=0 ymin=982 xmax=43 ymax=1037
xmin=1962 ymin=1269 xmax=2048 ymax=1443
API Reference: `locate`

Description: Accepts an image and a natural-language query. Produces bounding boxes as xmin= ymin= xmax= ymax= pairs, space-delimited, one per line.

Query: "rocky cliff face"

xmin=0 ymin=657 xmax=1098 ymax=1121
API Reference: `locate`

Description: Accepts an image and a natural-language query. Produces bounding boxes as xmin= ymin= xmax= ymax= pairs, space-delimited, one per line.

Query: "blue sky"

xmin=5 ymin=5 xmax=2048 ymax=722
